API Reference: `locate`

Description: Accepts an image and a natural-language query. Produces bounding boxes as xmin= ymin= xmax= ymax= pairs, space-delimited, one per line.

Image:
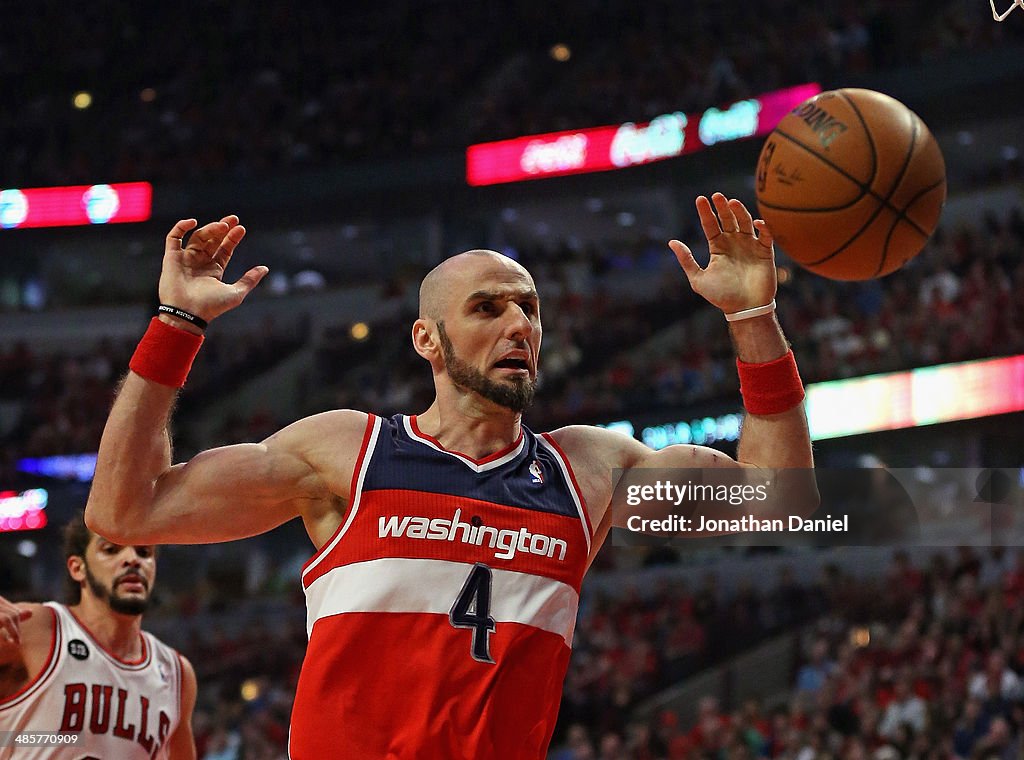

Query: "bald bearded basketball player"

xmin=86 ymin=192 xmax=813 ymax=759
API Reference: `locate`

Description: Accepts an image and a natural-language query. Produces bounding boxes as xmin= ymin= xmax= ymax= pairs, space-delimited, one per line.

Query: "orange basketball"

xmin=755 ymin=88 xmax=946 ymax=280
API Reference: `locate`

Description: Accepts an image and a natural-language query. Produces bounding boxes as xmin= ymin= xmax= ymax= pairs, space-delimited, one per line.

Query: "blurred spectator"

xmin=877 ymin=674 xmax=928 ymax=739
xmin=968 ymin=649 xmax=1023 ymax=702
xmin=795 ymin=638 xmax=836 ymax=695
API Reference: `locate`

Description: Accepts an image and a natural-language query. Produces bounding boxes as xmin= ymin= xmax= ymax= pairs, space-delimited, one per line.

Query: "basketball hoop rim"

xmin=991 ymin=0 xmax=1024 ymax=21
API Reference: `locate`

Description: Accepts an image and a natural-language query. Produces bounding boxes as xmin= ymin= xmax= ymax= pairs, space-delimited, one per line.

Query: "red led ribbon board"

xmin=466 ymin=83 xmax=821 ymax=187
xmin=0 ymin=182 xmax=152 ymax=229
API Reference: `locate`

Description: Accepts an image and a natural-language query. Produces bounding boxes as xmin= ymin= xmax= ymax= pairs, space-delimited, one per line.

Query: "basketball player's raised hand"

xmin=669 ymin=193 xmax=777 ymax=314
xmin=159 ymin=216 xmax=268 ymax=325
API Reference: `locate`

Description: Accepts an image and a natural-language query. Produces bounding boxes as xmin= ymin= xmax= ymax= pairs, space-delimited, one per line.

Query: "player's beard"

xmin=437 ymin=322 xmax=536 ymax=413
xmin=84 ymin=562 xmax=150 ymax=616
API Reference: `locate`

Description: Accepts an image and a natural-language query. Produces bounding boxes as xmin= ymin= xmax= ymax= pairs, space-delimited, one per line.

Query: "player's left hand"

xmin=158 ymin=215 xmax=267 ymax=326
xmin=669 ymin=193 xmax=777 ymax=314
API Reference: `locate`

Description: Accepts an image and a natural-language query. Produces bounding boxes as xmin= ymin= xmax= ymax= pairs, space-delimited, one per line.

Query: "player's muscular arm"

xmin=561 ymin=193 xmax=816 ymax=535
xmin=666 ymin=193 xmax=812 ymax=470
xmin=87 ymin=216 xmax=368 ymax=546
xmin=723 ymin=312 xmax=813 ymax=470
xmin=88 ymin=409 xmax=367 ymax=546
xmin=623 ymin=312 xmax=812 ymax=473
xmin=553 ymin=387 xmax=815 ymax=543
xmin=550 ymin=426 xmax=741 ymax=538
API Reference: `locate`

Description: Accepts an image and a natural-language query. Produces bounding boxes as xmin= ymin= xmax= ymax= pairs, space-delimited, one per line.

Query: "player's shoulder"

xmin=11 ymin=603 xmax=56 ymax=654
xmin=0 ymin=603 xmax=56 ymax=694
xmin=545 ymin=423 xmax=643 ymax=450
xmin=16 ymin=602 xmax=55 ymax=632
xmin=292 ymin=408 xmax=371 ymax=435
xmin=544 ymin=424 xmax=646 ymax=469
xmin=264 ymin=409 xmax=371 ymax=448
xmin=176 ymin=651 xmax=196 ymax=688
xmin=157 ymin=648 xmax=197 ymax=709
xmin=144 ymin=632 xmax=194 ymax=680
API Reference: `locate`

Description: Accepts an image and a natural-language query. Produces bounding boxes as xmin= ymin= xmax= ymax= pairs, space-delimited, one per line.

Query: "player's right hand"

xmin=0 ymin=596 xmax=32 ymax=647
xmin=158 ymin=216 xmax=269 ymax=326
xmin=669 ymin=193 xmax=777 ymax=315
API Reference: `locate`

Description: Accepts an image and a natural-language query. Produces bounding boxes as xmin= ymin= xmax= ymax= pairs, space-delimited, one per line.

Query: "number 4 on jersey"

xmin=450 ymin=563 xmax=496 ymax=664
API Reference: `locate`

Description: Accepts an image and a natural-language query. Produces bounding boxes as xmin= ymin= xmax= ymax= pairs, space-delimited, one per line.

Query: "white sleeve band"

xmin=724 ymin=299 xmax=776 ymax=322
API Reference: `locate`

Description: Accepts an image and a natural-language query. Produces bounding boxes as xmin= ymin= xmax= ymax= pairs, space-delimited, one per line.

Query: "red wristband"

xmin=736 ymin=349 xmax=805 ymax=415
xmin=129 ymin=317 xmax=204 ymax=388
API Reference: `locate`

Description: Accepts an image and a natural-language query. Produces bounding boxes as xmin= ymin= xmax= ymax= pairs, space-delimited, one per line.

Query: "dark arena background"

xmin=2 ymin=1 xmax=1024 ymax=758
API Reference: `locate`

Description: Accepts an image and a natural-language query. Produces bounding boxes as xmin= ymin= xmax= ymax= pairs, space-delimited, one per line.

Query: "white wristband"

xmin=724 ymin=299 xmax=776 ymax=322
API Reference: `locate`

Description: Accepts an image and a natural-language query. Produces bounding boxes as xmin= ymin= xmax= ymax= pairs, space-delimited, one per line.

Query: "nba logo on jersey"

xmin=529 ymin=459 xmax=544 ymax=484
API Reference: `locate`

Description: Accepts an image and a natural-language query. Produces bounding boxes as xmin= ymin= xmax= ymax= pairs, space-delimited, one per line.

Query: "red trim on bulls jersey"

xmin=0 ymin=606 xmax=58 ymax=709
xmin=540 ymin=432 xmax=594 ymax=539
xmin=409 ymin=415 xmax=524 ymax=465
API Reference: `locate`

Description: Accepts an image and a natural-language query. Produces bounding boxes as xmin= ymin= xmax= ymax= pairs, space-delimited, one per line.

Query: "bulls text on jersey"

xmin=60 ymin=683 xmax=171 ymax=756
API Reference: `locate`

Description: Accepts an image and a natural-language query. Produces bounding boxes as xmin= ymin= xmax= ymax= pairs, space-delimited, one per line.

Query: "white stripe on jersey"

xmin=305 ymin=557 xmax=579 ymax=645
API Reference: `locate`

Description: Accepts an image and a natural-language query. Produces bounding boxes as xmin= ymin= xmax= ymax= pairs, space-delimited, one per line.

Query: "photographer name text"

xmin=626 ymin=514 xmax=849 ymax=533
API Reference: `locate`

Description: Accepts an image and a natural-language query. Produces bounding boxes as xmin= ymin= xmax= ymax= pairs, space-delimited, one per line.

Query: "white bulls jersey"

xmin=0 ymin=603 xmax=182 ymax=760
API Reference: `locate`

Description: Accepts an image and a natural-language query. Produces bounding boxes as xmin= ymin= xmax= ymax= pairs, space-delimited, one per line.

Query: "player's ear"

xmin=412 ymin=318 xmax=438 ymax=361
xmin=67 ymin=555 xmax=86 ymax=584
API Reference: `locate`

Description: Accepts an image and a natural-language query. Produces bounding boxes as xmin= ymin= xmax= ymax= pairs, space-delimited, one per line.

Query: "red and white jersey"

xmin=0 ymin=603 xmax=182 ymax=760
xmin=291 ymin=414 xmax=592 ymax=760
